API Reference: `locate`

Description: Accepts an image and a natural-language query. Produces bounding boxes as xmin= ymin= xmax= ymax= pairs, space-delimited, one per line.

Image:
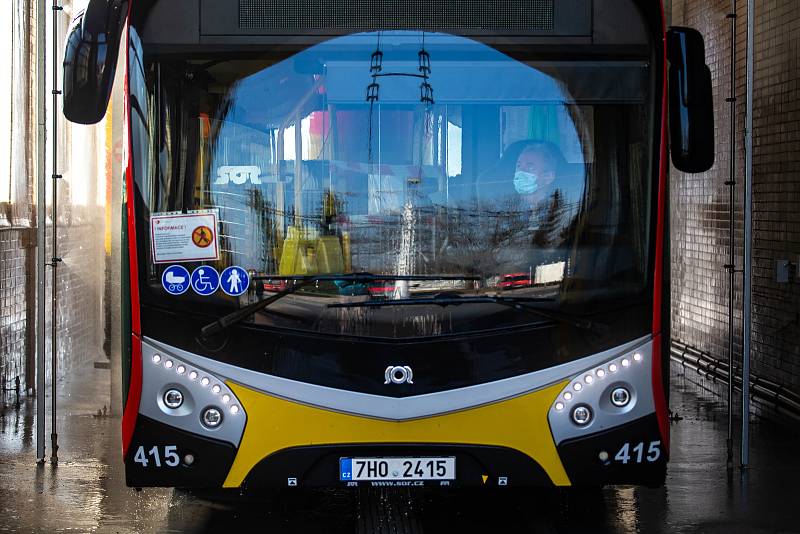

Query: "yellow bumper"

xmin=224 ymin=380 xmax=571 ymax=487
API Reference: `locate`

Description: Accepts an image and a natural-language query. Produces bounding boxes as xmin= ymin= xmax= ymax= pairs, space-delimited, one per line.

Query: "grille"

xmin=238 ymin=0 xmax=554 ymax=33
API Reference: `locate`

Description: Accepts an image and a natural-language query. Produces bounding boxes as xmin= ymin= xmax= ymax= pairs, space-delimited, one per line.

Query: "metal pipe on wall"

xmin=670 ymin=342 xmax=800 ymax=421
xmin=742 ymin=0 xmax=755 ymax=469
xmin=35 ymin=0 xmax=48 ymax=464
xmin=724 ymin=0 xmax=737 ymax=472
xmin=49 ymin=0 xmax=62 ymax=465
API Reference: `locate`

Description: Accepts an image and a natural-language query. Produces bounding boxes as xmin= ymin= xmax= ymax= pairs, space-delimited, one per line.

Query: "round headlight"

xmin=571 ymin=405 xmax=593 ymax=426
xmin=163 ymin=388 xmax=184 ymax=409
xmin=611 ymin=387 xmax=631 ymax=407
xmin=201 ymin=407 xmax=223 ymax=428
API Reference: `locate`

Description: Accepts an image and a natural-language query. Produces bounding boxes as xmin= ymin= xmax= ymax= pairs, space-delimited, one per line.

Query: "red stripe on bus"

xmin=651 ymin=2 xmax=670 ymax=452
xmin=122 ymin=3 xmax=142 ymax=457
xmin=122 ymin=333 xmax=142 ymax=458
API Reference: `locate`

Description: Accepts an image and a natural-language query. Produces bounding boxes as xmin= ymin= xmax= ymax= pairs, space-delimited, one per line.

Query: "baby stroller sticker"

xmin=162 ymin=265 xmax=190 ymax=295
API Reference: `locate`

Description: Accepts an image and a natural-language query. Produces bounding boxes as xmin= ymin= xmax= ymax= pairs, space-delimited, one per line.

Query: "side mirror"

xmin=63 ymin=0 xmax=129 ymax=125
xmin=667 ymin=27 xmax=715 ymax=173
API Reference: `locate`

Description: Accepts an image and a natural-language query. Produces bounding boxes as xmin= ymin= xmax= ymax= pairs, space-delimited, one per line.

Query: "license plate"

xmin=340 ymin=457 xmax=456 ymax=481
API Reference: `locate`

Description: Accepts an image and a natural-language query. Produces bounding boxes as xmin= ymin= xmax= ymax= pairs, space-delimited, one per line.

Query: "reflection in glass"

xmin=141 ymin=31 xmax=653 ymax=337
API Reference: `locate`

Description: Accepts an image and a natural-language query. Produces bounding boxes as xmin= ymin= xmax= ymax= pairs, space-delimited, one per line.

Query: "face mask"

xmin=514 ymin=170 xmax=539 ymax=195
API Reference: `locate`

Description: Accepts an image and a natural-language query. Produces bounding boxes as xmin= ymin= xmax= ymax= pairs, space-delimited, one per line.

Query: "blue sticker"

xmin=220 ymin=266 xmax=250 ymax=296
xmin=339 ymin=458 xmax=353 ymax=481
xmin=162 ymin=265 xmax=190 ymax=295
xmin=191 ymin=266 xmax=220 ymax=296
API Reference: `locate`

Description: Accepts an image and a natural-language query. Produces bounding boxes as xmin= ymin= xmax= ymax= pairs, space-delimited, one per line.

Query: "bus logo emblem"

xmin=384 ymin=366 xmax=413 ymax=385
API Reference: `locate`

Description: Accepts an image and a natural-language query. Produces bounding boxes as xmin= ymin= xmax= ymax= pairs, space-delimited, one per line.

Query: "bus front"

xmin=113 ymin=0 xmax=673 ymax=489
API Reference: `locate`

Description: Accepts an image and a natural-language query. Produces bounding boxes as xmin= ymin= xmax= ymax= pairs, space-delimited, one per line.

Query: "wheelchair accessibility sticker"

xmin=162 ymin=265 xmax=190 ymax=295
xmin=191 ymin=266 xmax=219 ymax=296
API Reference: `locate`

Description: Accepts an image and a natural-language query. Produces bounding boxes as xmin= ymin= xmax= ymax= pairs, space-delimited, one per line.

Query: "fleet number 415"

xmin=133 ymin=445 xmax=180 ymax=467
xmin=614 ymin=441 xmax=661 ymax=464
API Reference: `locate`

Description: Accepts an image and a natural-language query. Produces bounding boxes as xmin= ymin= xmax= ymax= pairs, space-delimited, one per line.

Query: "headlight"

xmin=163 ymin=389 xmax=184 ymax=409
xmin=611 ymin=387 xmax=631 ymax=407
xmin=201 ymin=407 xmax=223 ymax=428
xmin=571 ymin=405 xmax=593 ymax=426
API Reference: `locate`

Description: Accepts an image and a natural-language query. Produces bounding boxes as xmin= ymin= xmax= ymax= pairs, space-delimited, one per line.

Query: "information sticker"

xmin=150 ymin=210 xmax=220 ymax=264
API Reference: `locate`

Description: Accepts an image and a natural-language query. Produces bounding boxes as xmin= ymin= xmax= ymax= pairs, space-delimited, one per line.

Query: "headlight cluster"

xmin=552 ymin=351 xmax=644 ymax=428
xmin=151 ymin=353 xmax=243 ymax=426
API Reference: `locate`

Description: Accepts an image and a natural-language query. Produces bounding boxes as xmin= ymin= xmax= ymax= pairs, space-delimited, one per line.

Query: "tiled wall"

xmin=0 ymin=0 xmax=107 ymax=410
xmin=0 ymin=218 xmax=106 ymax=409
xmin=0 ymin=229 xmax=33 ymax=399
xmin=670 ymin=0 xmax=800 ymax=419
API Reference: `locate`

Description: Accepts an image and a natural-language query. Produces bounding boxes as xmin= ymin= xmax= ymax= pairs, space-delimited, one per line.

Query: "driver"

xmin=476 ymin=140 xmax=584 ymax=273
xmin=512 ymin=141 xmax=563 ymax=203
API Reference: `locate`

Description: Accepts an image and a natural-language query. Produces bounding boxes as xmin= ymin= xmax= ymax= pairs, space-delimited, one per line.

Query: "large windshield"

xmin=135 ymin=31 xmax=654 ymax=338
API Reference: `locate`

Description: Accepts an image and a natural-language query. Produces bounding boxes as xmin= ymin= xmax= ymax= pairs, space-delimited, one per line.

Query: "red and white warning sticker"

xmin=150 ymin=210 xmax=220 ymax=264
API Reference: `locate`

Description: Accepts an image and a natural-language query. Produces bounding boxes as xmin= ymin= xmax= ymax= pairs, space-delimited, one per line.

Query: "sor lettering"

xmin=216 ymin=166 xmax=262 ymax=185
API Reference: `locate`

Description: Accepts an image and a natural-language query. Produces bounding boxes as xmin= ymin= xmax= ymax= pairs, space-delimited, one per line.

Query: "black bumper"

xmin=126 ymin=414 xmax=667 ymax=489
xmin=242 ymin=444 xmax=553 ymax=488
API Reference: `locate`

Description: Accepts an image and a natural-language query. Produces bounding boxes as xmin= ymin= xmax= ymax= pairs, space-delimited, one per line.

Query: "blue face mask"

xmin=514 ymin=170 xmax=539 ymax=195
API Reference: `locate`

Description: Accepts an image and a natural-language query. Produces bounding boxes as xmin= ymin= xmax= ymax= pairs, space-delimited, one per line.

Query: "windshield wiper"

xmin=328 ymin=294 xmax=606 ymax=335
xmin=199 ymin=273 xmax=480 ymax=339
xmin=327 ymin=294 xmax=553 ymax=308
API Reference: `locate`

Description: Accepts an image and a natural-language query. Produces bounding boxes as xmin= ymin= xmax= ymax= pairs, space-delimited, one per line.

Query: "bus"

xmin=63 ymin=0 xmax=713 ymax=490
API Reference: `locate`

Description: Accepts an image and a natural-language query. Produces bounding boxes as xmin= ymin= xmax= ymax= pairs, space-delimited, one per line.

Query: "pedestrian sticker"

xmin=220 ymin=266 xmax=249 ymax=296
xmin=191 ymin=266 xmax=219 ymax=296
xmin=150 ymin=210 xmax=219 ymax=264
xmin=162 ymin=265 xmax=190 ymax=295
xmin=191 ymin=226 xmax=214 ymax=248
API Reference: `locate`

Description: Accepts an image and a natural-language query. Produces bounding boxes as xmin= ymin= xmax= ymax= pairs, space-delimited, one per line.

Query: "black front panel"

xmin=201 ymin=0 xmax=591 ymax=37
xmin=141 ymin=301 xmax=650 ymax=397
xmin=557 ymin=414 xmax=667 ymax=487
xmin=237 ymin=0 xmax=553 ymax=32
xmin=126 ymin=415 xmax=237 ymax=488
xmin=243 ymin=444 xmax=553 ymax=488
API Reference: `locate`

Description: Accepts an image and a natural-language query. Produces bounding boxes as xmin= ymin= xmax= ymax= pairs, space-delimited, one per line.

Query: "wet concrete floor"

xmin=1 ymin=363 xmax=799 ymax=533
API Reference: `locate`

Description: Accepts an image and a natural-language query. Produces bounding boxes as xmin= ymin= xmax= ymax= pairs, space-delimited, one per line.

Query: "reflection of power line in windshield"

xmin=365 ymin=31 xmax=436 ymax=168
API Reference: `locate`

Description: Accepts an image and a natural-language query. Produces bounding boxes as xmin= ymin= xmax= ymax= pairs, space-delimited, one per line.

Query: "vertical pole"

xmin=50 ymin=0 xmax=62 ymax=465
xmin=742 ymin=0 xmax=755 ymax=469
xmin=35 ymin=0 xmax=47 ymax=464
xmin=276 ymin=128 xmax=284 ymax=240
xmin=294 ymin=114 xmax=303 ymax=227
xmin=724 ymin=1 xmax=737 ymax=472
